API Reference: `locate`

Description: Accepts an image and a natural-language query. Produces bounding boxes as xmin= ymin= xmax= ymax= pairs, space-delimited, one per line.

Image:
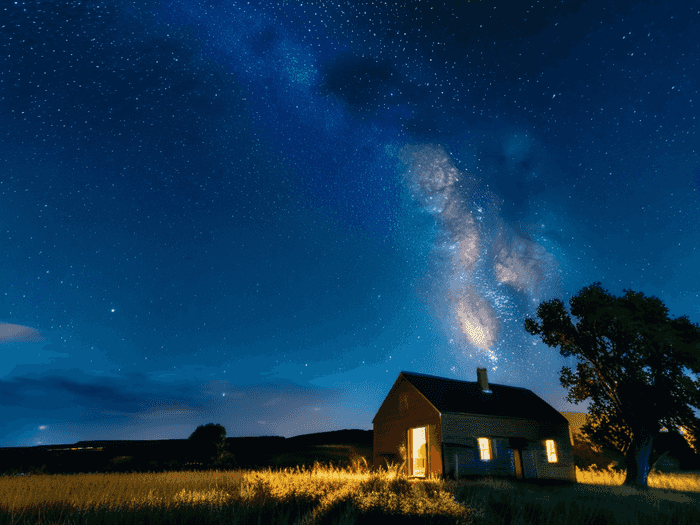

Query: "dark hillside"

xmin=0 ymin=430 xmax=374 ymax=475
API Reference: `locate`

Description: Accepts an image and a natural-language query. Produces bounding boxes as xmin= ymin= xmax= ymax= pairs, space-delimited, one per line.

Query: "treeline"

xmin=0 ymin=428 xmax=374 ymax=477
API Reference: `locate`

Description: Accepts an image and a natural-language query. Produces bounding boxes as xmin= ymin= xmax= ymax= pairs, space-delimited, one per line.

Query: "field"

xmin=1 ymin=461 xmax=699 ymax=525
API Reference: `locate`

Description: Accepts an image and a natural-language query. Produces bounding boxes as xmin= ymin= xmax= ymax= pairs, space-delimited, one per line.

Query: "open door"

xmin=509 ymin=437 xmax=527 ymax=479
xmin=513 ymin=448 xmax=524 ymax=479
xmin=409 ymin=426 xmax=427 ymax=477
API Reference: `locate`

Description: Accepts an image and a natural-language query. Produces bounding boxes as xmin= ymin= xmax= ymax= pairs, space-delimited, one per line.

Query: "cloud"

xmin=0 ymin=323 xmax=44 ymax=343
xmin=0 ymin=368 xmax=344 ymax=441
xmin=0 ymin=372 xmax=144 ymax=411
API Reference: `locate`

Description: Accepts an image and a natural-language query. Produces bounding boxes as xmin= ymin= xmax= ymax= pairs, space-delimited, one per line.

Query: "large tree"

xmin=524 ymin=282 xmax=700 ymax=488
xmin=187 ymin=423 xmax=228 ymax=468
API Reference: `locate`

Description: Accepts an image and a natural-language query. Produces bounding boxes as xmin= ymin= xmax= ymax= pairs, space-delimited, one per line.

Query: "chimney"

xmin=477 ymin=368 xmax=491 ymax=393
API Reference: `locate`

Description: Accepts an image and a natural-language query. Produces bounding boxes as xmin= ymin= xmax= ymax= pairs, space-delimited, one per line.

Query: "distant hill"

xmin=0 ymin=429 xmax=372 ymax=452
xmin=0 ymin=429 xmax=374 ymax=476
xmin=285 ymin=429 xmax=372 ymax=447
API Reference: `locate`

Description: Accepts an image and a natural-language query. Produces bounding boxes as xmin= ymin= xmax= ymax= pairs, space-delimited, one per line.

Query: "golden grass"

xmin=576 ymin=464 xmax=700 ymax=493
xmin=0 ymin=460 xmax=480 ymax=525
xmin=0 ymin=461 xmax=699 ymax=525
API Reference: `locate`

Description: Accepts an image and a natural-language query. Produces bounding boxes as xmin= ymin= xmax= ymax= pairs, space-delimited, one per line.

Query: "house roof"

xmin=380 ymin=371 xmax=568 ymax=425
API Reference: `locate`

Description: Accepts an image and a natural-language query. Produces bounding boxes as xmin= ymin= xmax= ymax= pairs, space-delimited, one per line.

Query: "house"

xmin=372 ymin=369 xmax=576 ymax=481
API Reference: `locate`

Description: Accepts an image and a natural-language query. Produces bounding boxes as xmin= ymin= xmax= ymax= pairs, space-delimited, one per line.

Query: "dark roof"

xmin=387 ymin=371 xmax=568 ymax=425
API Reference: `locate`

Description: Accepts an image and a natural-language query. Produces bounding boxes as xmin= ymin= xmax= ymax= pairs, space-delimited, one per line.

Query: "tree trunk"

xmin=623 ymin=429 xmax=654 ymax=488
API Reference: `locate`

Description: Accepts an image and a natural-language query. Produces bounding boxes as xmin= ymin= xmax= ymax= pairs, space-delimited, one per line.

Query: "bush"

xmin=210 ymin=452 xmax=237 ymax=470
xmin=386 ymin=476 xmax=413 ymax=496
xmin=106 ymin=456 xmax=135 ymax=473
xmin=164 ymin=459 xmax=185 ymax=471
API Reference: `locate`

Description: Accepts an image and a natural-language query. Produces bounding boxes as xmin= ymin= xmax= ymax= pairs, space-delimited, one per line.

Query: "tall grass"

xmin=1 ymin=460 xmax=699 ymax=525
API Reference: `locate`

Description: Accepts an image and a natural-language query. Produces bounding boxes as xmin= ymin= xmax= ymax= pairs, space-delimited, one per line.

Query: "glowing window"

xmin=478 ymin=438 xmax=491 ymax=460
xmin=546 ymin=440 xmax=558 ymax=462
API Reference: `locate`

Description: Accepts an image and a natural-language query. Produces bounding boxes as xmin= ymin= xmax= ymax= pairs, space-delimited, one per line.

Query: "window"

xmin=478 ymin=438 xmax=491 ymax=460
xmin=546 ymin=440 xmax=558 ymax=462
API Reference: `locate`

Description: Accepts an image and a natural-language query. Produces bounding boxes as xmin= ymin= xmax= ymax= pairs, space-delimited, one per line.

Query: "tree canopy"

xmin=525 ymin=282 xmax=700 ymax=487
xmin=187 ymin=423 xmax=228 ymax=468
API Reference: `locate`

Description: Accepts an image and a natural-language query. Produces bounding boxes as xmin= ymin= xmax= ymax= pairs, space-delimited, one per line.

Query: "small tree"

xmin=187 ymin=423 xmax=228 ymax=469
xmin=525 ymin=282 xmax=700 ymax=488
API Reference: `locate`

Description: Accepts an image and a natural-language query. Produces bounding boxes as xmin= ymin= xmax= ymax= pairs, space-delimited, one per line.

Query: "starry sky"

xmin=1 ymin=0 xmax=699 ymax=447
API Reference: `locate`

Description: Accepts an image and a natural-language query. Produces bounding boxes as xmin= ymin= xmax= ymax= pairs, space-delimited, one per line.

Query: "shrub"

xmin=386 ymin=476 xmax=413 ymax=496
xmin=211 ymin=452 xmax=237 ymax=470
xmin=106 ymin=455 xmax=135 ymax=473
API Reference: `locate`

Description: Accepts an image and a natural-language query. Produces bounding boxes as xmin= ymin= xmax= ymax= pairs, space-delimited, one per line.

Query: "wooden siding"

xmin=444 ymin=438 xmax=516 ymax=478
xmin=442 ymin=413 xmax=569 ymax=442
xmin=427 ymin=420 xmax=442 ymax=477
xmin=373 ymin=376 xmax=442 ymax=476
xmin=443 ymin=437 xmax=574 ymax=480
xmin=440 ymin=414 xmax=575 ymax=481
xmin=536 ymin=445 xmax=576 ymax=480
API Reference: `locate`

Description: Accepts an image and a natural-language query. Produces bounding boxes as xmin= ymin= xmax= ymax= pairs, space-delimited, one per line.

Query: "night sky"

xmin=1 ymin=0 xmax=699 ymax=447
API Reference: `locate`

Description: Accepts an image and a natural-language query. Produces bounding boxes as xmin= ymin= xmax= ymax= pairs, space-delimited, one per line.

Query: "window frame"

xmin=477 ymin=437 xmax=492 ymax=461
xmin=408 ymin=426 xmax=428 ymax=477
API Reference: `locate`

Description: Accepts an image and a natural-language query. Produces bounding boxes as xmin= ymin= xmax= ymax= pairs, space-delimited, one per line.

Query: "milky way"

xmin=397 ymin=144 xmax=561 ymax=365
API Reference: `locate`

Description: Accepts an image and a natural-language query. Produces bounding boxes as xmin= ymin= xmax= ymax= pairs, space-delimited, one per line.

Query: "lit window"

xmin=546 ymin=440 xmax=557 ymax=462
xmin=478 ymin=438 xmax=491 ymax=460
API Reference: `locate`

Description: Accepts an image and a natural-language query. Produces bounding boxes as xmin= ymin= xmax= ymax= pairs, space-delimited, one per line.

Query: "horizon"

xmin=3 ymin=410 xmax=594 ymax=450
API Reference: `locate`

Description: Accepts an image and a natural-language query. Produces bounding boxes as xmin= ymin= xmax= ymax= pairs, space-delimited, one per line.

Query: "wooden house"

xmin=372 ymin=369 xmax=576 ymax=481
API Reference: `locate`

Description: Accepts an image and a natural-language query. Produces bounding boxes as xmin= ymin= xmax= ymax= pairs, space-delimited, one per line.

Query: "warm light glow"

xmin=412 ymin=427 xmax=427 ymax=477
xmin=478 ymin=438 xmax=491 ymax=460
xmin=546 ymin=440 xmax=557 ymax=462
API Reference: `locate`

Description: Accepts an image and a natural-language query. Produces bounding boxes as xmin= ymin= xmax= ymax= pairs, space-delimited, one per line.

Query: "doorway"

xmin=509 ymin=437 xmax=528 ymax=479
xmin=513 ymin=448 xmax=524 ymax=479
xmin=410 ymin=426 xmax=427 ymax=477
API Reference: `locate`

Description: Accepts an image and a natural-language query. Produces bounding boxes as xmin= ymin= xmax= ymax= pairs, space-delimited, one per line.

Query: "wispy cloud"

xmin=0 ymin=323 xmax=44 ymax=343
xmin=0 ymin=368 xmax=344 ymax=442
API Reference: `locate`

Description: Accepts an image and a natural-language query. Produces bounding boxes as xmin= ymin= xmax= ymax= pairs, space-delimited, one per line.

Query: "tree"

xmin=524 ymin=282 xmax=700 ymax=488
xmin=187 ymin=423 xmax=228 ymax=469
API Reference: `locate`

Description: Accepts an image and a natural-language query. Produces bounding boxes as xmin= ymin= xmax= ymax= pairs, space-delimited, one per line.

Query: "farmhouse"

xmin=372 ymin=369 xmax=576 ymax=481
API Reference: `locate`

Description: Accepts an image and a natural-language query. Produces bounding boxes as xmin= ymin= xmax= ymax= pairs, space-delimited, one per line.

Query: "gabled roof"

xmin=380 ymin=371 xmax=568 ymax=425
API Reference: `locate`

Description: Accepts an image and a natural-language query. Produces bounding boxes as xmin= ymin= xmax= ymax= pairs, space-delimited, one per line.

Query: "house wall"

xmin=441 ymin=413 xmax=575 ymax=481
xmin=444 ymin=437 xmax=517 ymax=478
xmin=373 ymin=377 xmax=442 ymax=477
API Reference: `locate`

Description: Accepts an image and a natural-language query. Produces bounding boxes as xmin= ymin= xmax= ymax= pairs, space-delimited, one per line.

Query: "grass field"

xmin=1 ymin=460 xmax=699 ymax=524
